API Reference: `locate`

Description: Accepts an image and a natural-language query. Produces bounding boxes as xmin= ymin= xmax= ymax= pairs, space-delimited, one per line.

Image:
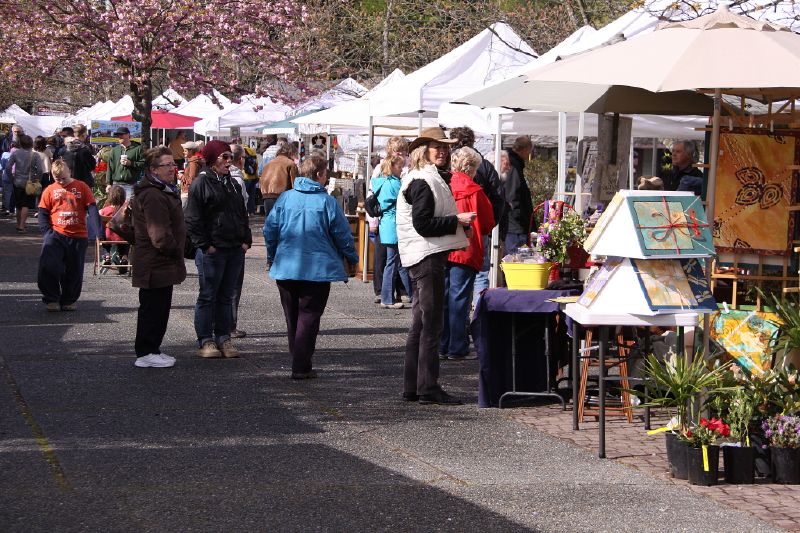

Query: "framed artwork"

xmin=577 ymin=256 xmax=623 ymax=307
xmin=628 ymin=195 xmax=715 ymax=256
xmin=713 ymin=130 xmax=798 ymax=255
xmin=631 ymin=258 xmax=717 ymax=312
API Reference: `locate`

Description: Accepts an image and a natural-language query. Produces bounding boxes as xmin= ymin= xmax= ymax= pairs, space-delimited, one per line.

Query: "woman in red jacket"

xmin=440 ymin=147 xmax=495 ymax=361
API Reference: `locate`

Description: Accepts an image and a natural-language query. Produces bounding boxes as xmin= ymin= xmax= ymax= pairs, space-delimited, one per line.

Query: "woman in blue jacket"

xmin=263 ymin=153 xmax=358 ymax=379
xmin=372 ymin=155 xmax=412 ymax=309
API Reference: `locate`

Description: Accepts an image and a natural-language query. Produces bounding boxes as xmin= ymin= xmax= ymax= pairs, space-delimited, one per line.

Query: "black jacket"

xmin=184 ymin=168 xmax=252 ymax=251
xmin=474 ymin=157 xmax=506 ymax=228
xmin=504 ymin=149 xmax=533 ymax=235
xmin=403 ymin=179 xmax=458 ymax=238
xmin=62 ymin=144 xmax=96 ymax=187
xmin=664 ymin=164 xmax=703 ymax=192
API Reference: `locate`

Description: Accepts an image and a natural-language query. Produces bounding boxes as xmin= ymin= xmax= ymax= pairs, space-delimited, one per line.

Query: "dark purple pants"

xmin=404 ymin=252 xmax=447 ymax=396
xmin=135 ymin=286 xmax=173 ymax=357
xmin=276 ymin=280 xmax=331 ymax=373
xmin=37 ymin=230 xmax=88 ymax=306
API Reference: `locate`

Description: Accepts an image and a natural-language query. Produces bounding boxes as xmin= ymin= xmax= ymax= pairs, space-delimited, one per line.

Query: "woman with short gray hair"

xmin=440 ymin=147 xmax=495 ymax=361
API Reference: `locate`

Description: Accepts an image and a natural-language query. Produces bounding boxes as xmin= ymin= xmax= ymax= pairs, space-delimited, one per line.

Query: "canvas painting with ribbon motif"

xmin=629 ymin=195 xmax=715 ymax=257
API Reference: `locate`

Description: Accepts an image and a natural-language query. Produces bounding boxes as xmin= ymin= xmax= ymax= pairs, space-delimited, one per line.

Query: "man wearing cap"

xmin=397 ymin=127 xmax=476 ymax=406
xmin=107 ymin=126 xmax=144 ymax=199
xmin=179 ymin=140 xmax=203 ymax=208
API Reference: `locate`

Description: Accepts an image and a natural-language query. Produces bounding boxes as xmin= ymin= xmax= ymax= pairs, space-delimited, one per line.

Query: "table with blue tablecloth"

xmin=471 ymin=288 xmax=578 ymax=408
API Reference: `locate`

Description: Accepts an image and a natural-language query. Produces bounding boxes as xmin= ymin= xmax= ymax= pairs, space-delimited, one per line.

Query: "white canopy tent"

xmin=152 ymin=89 xmax=188 ymax=111
xmin=174 ymin=90 xmax=233 ymax=118
xmin=95 ymin=96 xmax=135 ymax=121
xmin=290 ymin=77 xmax=368 ymax=118
xmin=194 ymin=95 xmax=290 ymax=137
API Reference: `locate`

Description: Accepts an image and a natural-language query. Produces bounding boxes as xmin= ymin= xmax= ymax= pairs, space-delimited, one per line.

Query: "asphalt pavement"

xmin=0 ymin=214 xmax=782 ymax=532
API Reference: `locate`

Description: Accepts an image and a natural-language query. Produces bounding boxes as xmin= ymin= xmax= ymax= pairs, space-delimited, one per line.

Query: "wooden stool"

xmin=94 ymin=239 xmax=132 ymax=276
xmin=577 ymin=329 xmax=634 ymax=423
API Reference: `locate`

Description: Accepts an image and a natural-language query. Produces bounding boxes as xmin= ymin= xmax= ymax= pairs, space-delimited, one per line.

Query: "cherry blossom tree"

xmin=0 ymin=0 xmax=310 ymax=146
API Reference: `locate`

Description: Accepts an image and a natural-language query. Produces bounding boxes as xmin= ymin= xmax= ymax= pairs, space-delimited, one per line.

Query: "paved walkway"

xmin=0 ymin=214 xmax=785 ymax=532
xmin=511 ymin=405 xmax=800 ymax=532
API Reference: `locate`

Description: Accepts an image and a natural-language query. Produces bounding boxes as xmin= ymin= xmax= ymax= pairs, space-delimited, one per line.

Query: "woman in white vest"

xmin=396 ymin=127 xmax=476 ymax=406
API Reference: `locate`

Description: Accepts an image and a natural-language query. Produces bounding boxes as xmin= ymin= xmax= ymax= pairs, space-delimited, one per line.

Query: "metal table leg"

xmin=598 ymin=326 xmax=608 ymax=459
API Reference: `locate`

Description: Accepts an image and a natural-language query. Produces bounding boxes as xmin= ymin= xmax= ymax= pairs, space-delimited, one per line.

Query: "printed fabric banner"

xmin=708 ymin=310 xmax=780 ymax=374
xmin=713 ymin=131 xmax=797 ymax=255
xmin=90 ymin=120 xmax=142 ymax=146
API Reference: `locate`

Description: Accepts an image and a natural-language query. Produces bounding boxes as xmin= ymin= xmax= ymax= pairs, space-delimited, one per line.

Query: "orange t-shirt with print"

xmin=39 ymin=180 xmax=96 ymax=238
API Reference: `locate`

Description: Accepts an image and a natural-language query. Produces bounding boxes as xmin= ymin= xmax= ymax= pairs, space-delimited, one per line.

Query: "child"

xmin=37 ymin=160 xmax=98 ymax=311
xmin=98 ymin=184 xmax=130 ymax=273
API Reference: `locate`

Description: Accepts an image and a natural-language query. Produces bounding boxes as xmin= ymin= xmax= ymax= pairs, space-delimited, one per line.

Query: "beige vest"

xmin=396 ymin=164 xmax=467 ymax=268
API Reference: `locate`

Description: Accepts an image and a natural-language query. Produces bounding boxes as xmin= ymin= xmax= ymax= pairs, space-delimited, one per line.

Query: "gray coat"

xmin=4 ymin=149 xmax=43 ymax=188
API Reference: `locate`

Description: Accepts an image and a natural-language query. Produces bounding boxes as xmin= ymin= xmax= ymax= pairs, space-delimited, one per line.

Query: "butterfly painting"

xmin=714 ymin=132 xmax=797 ymax=256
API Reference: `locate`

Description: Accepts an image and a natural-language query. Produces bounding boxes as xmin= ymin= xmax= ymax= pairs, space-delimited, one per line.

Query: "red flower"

xmin=700 ymin=418 xmax=709 ymax=429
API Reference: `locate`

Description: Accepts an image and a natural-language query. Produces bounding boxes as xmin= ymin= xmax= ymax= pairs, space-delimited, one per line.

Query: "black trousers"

xmin=135 ymin=286 xmax=174 ymax=357
xmin=277 ymin=280 xmax=331 ymax=374
xmin=404 ymin=252 xmax=447 ymax=396
xmin=372 ymin=231 xmax=386 ymax=296
xmin=37 ymin=231 xmax=88 ymax=306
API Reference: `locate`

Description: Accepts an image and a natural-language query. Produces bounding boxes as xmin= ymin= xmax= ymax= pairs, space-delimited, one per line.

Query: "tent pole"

xmin=651 ymin=137 xmax=658 ymax=175
xmin=557 ymin=112 xmax=567 ymax=198
xmin=575 ymin=112 xmax=585 ymax=215
xmin=362 ymin=115 xmax=374 ymax=283
xmin=326 ymin=124 xmax=332 ymax=165
xmin=418 ymin=111 xmax=423 ymax=135
xmin=702 ymin=88 xmax=722 ymax=364
xmin=490 ymin=112 xmax=502 ymax=289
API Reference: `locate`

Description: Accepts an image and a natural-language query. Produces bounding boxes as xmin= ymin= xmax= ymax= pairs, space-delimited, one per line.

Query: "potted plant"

xmin=640 ymin=351 xmax=730 ymax=480
xmin=533 ymin=211 xmax=586 ymax=282
xmin=681 ymin=417 xmax=730 ymax=486
xmin=763 ymin=414 xmax=800 ymax=484
xmin=719 ymin=387 xmax=756 ymax=484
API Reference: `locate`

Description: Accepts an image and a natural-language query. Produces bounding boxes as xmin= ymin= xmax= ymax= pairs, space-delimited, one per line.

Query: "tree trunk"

xmin=381 ymin=0 xmax=394 ymax=78
xmin=574 ymin=0 xmax=591 ymax=27
xmin=130 ymin=80 xmax=153 ymax=149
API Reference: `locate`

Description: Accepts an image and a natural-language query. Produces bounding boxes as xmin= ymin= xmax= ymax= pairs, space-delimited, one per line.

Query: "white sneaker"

xmin=134 ymin=354 xmax=175 ymax=368
xmin=157 ymin=352 xmax=176 ymax=363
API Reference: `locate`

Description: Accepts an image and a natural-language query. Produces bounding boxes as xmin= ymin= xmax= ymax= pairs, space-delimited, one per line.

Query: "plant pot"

xmin=749 ymin=432 xmax=772 ymax=478
xmin=665 ymin=432 xmax=689 ymax=480
xmin=771 ymin=447 xmax=800 ymax=484
xmin=687 ymin=445 xmax=720 ymax=486
xmin=722 ymin=445 xmax=755 ymax=484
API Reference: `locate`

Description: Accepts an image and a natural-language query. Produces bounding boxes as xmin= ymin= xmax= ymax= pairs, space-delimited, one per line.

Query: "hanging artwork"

xmin=708 ymin=310 xmax=780 ymax=374
xmin=713 ymin=131 xmax=798 ymax=255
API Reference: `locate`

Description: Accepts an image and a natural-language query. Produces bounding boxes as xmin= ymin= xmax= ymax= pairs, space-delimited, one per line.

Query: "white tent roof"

xmin=3 ymin=104 xmax=29 ymax=117
xmin=368 ymin=22 xmax=537 ymax=118
xmin=12 ymin=115 xmax=68 ymax=137
xmin=152 ymin=89 xmax=188 ymax=111
xmin=97 ymin=96 xmax=135 ymax=120
xmin=194 ymin=95 xmax=290 ymax=137
xmin=289 ymin=78 xmax=368 ymax=117
xmin=174 ymin=90 xmax=233 ymax=118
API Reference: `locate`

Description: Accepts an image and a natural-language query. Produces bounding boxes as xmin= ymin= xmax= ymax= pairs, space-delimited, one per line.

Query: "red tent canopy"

xmin=110 ymin=110 xmax=201 ymax=129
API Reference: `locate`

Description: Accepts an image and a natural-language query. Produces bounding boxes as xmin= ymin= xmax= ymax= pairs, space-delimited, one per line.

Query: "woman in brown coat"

xmin=131 ymin=146 xmax=187 ymax=368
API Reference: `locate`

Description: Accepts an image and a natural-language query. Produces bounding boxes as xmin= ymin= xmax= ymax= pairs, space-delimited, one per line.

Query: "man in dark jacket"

xmin=504 ymin=136 xmax=534 ymax=253
xmin=667 ymin=140 xmax=704 ymax=195
xmin=131 ymin=146 xmax=187 ymax=368
xmin=184 ymin=140 xmax=252 ymax=360
xmin=62 ymin=137 xmax=96 ymax=188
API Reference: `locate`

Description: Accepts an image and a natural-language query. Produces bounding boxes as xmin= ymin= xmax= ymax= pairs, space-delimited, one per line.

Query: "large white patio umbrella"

xmin=461 ymin=3 xmax=800 ymax=225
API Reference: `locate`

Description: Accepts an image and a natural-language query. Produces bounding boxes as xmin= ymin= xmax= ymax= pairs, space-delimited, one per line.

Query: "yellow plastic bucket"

xmin=501 ymin=262 xmax=553 ymax=290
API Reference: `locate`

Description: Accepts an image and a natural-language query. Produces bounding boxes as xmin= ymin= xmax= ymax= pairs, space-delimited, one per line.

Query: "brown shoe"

xmin=291 ymin=370 xmax=318 ymax=380
xmin=220 ymin=339 xmax=239 ymax=358
xmin=46 ymin=302 xmax=60 ymax=312
xmin=198 ymin=341 xmax=222 ymax=358
xmin=61 ymin=303 xmax=77 ymax=311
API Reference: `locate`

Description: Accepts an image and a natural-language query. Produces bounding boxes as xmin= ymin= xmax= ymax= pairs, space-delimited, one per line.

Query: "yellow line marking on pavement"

xmin=0 ymin=356 xmax=72 ymax=492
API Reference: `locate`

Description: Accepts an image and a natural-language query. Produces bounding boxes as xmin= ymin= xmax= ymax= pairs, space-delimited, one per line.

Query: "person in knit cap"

xmin=184 ymin=140 xmax=252 ymax=360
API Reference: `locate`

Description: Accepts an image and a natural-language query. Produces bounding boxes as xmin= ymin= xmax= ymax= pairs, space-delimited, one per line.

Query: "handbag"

xmin=107 ymin=198 xmax=136 ymax=244
xmin=25 ymin=153 xmax=42 ymax=196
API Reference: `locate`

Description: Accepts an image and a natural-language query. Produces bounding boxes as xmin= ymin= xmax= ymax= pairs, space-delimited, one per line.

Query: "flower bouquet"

xmin=532 ymin=211 xmax=586 ymax=266
xmin=762 ymin=415 xmax=800 ymax=484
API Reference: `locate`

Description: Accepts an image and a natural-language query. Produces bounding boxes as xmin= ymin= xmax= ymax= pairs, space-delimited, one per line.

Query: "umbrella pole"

xmin=628 ymin=135 xmax=634 ymax=189
xmin=702 ymin=88 xmax=722 ymax=364
xmin=651 ymin=137 xmax=658 ymax=175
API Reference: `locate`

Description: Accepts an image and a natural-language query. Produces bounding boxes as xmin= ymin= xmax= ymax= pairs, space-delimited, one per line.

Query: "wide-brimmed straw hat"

xmin=408 ymin=127 xmax=457 ymax=153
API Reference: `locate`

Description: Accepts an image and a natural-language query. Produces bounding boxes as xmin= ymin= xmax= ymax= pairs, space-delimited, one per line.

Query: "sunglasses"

xmin=219 ymin=154 xmax=234 ymax=160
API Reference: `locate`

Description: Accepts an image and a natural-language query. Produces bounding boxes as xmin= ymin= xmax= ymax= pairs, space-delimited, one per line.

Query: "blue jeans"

xmin=2 ymin=173 xmax=15 ymax=212
xmin=381 ymin=244 xmax=411 ymax=305
xmin=472 ymin=235 xmax=491 ymax=306
xmin=504 ymin=232 xmax=528 ymax=254
xmin=439 ymin=262 xmax=477 ymax=357
xmin=244 ymin=179 xmax=258 ymax=214
xmin=194 ymin=246 xmax=245 ymax=346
